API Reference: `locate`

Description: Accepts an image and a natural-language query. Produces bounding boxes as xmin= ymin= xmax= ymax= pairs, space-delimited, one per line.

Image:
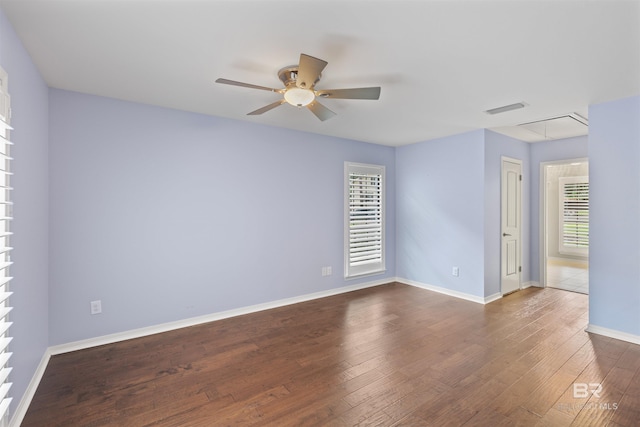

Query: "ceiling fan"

xmin=215 ymin=53 xmax=381 ymax=121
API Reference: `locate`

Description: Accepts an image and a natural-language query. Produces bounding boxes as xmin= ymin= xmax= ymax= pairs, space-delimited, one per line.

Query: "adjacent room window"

xmin=559 ymin=176 xmax=589 ymax=256
xmin=0 ymin=66 xmax=12 ymax=424
xmin=344 ymin=162 xmax=385 ymax=278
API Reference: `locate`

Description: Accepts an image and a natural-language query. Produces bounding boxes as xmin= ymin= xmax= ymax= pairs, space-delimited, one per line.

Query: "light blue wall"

xmin=396 ymin=130 xmax=532 ymax=299
xmin=48 ymin=89 xmax=396 ymax=345
xmin=588 ymin=96 xmax=640 ymax=336
xmin=529 ymin=136 xmax=588 ymax=283
xmin=483 ymin=130 xmax=531 ymax=296
xmin=3 ymin=2 xmax=640 ymax=413
xmin=396 ymin=130 xmax=486 ymax=297
xmin=0 ymin=8 xmax=50 ymax=417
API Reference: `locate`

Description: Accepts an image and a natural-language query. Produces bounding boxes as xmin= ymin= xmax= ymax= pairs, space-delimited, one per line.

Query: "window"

xmin=344 ymin=162 xmax=385 ymax=278
xmin=0 ymin=66 xmax=12 ymax=424
xmin=559 ymin=176 xmax=589 ymax=256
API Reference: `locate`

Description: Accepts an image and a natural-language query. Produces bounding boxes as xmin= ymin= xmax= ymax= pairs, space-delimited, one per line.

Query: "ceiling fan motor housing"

xmin=278 ymin=66 xmax=321 ymax=89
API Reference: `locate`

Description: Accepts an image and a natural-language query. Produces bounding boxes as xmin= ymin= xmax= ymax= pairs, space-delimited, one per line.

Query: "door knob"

xmin=503 ymin=233 xmax=511 ymax=237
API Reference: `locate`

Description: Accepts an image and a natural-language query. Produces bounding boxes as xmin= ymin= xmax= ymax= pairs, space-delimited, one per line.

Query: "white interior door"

xmin=501 ymin=158 xmax=522 ymax=295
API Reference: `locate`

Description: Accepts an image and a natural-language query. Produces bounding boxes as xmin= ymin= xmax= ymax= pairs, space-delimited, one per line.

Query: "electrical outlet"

xmin=452 ymin=267 xmax=459 ymax=277
xmin=90 ymin=300 xmax=102 ymax=315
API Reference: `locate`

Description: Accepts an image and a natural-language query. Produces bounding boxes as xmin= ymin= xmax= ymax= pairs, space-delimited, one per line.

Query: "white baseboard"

xmin=49 ymin=277 xmax=391 ymax=355
xmin=10 ymin=349 xmax=52 ymax=427
xmin=397 ymin=277 xmax=500 ymax=305
xmin=484 ymin=292 xmax=502 ymax=304
xmin=585 ymin=324 xmax=640 ymax=346
xmin=522 ymin=281 xmax=541 ymax=289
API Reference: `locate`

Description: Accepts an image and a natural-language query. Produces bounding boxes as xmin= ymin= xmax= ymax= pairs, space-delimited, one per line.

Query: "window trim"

xmin=344 ymin=162 xmax=385 ymax=279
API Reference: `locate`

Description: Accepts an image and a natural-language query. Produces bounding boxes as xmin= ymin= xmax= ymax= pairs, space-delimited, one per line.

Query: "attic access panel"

xmin=491 ymin=114 xmax=589 ymax=143
xmin=519 ymin=114 xmax=588 ymax=141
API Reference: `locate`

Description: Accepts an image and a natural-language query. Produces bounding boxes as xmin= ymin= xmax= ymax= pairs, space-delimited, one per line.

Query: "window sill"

xmin=344 ymin=268 xmax=387 ymax=281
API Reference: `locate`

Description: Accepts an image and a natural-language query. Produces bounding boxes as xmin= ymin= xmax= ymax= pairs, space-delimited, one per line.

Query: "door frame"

xmin=501 ymin=156 xmax=523 ymax=295
xmin=539 ymin=157 xmax=589 ymax=288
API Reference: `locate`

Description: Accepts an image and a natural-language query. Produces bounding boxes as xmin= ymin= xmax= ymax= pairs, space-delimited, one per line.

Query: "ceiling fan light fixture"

xmin=284 ymin=87 xmax=315 ymax=107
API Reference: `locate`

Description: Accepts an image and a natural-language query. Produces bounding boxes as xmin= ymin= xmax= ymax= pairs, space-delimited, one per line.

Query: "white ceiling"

xmin=1 ymin=0 xmax=639 ymax=146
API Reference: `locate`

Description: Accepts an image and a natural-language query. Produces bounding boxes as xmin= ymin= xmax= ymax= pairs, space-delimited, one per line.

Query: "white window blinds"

xmin=0 ymin=67 xmax=12 ymax=423
xmin=559 ymin=176 xmax=589 ymax=255
xmin=345 ymin=162 xmax=385 ymax=278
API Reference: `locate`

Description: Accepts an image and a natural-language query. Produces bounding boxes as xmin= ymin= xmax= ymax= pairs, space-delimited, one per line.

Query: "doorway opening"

xmin=541 ymin=159 xmax=589 ymax=294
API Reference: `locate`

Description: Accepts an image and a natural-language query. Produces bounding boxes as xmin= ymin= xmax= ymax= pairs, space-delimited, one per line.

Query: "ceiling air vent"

xmin=485 ymin=102 xmax=527 ymax=115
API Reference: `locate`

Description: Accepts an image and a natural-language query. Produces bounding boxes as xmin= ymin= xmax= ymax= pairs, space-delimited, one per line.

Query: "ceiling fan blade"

xmin=296 ymin=54 xmax=328 ymax=90
xmin=316 ymin=87 xmax=381 ymax=100
xmin=307 ymin=101 xmax=336 ymax=121
xmin=247 ymin=99 xmax=286 ymax=115
xmin=216 ymin=78 xmax=283 ymax=93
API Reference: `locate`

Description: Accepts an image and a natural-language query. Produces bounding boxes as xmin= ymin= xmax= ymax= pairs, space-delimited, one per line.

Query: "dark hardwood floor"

xmin=22 ymin=283 xmax=640 ymax=426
